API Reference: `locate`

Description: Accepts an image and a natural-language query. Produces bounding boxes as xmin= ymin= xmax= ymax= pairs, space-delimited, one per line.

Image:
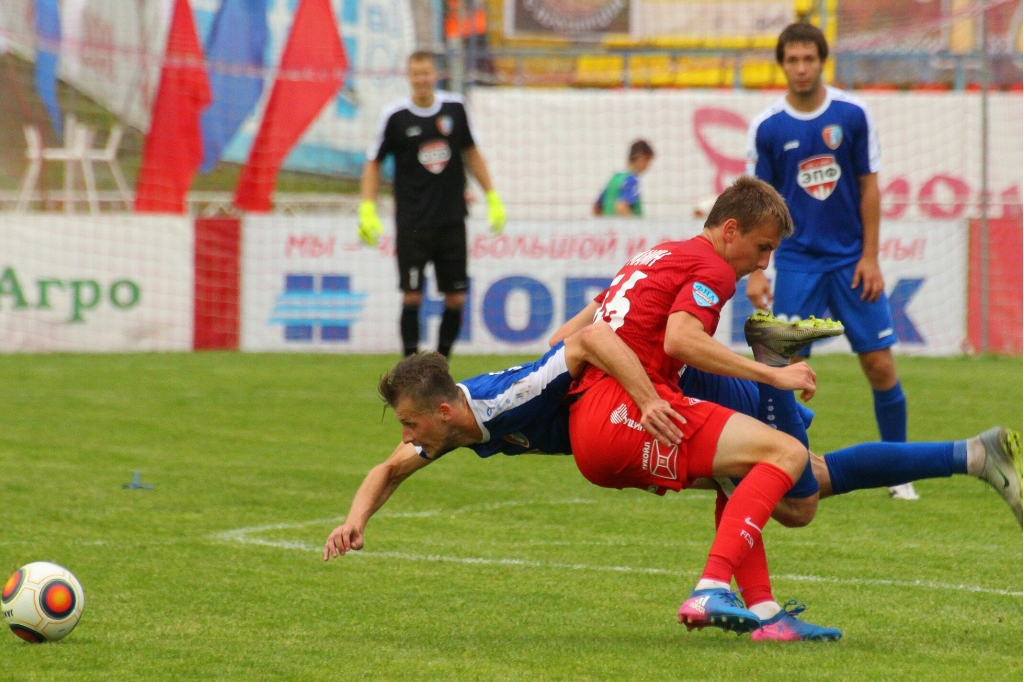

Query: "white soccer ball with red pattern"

xmin=2 ymin=562 xmax=85 ymax=643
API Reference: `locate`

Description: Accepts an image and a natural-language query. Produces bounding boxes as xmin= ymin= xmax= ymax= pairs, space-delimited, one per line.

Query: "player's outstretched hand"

xmin=324 ymin=523 xmax=364 ymax=562
xmin=746 ymin=270 xmax=773 ymax=310
xmin=770 ymin=361 xmax=817 ymax=402
xmin=639 ymin=398 xmax=685 ymax=446
xmin=486 ymin=190 xmax=506 ymax=235
xmin=851 ymin=255 xmax=885 ymax=302
xmin=357 ymin=200 xmax=383 ymax=247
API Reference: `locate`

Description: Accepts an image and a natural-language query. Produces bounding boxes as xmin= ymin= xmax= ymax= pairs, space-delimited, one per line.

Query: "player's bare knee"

xmin=403 ymin=291 xmax=423 ymax=307
xmin=773 ymin=495 xmax=817 ymax=528
xmin=444 ymin=292 xmax=467 ymax=309
xmin=859 ymin=350 xmax=898 ymax=390
xmin=765 ymin=434 xmax=807 ymax=482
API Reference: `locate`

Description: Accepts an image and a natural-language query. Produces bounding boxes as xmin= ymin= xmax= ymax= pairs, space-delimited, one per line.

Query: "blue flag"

xmin=33 ymin=0 xmax=62 ymax=138
xmin=199 ymin=0 xmax=268 ymax=173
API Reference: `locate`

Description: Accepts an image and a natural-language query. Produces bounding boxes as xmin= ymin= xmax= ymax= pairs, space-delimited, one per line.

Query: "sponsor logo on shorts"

xmin=610 ymin=404 xmax=644 ymax=431
xmin=783 ymin=140 xmax=800 ymax=151
xmin=878 ymin=328 xmax=894 ymax=338
xmin=646 ymin=441 xmax=679 ymax=480
xmin=797 ymin=154 xmax=842 ymax=200
xmin=692 ymin=282 xmax=719 ymax=308
xmin=822 ymin=124 xmax=843 ymax=149
xmin=418 ymin=140 xmax=451 ymax=174
xmin=437 ymin=115 xmax=454 ymax=136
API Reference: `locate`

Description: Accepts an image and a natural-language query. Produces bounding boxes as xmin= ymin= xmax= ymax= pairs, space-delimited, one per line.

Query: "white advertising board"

xmin=0 ymin=215 xmax=194 ymax=351
xmin=240 ymin=217 xmax=966 ymax=356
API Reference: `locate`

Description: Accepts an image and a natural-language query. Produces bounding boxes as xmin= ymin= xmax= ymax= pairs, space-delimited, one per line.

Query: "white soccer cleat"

xmin=976 ymin=427 xmax=1023 ymax=527
xmin=888 ymin=483 xmax=920 ymax=500
xmin=743 ymin=310 xmax=845 ymax=367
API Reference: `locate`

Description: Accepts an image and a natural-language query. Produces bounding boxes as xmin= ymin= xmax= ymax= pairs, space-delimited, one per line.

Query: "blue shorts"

xmin=773 ymin=263 xmax=896 ymax=356
xmin=678 ymin=367 xmax=818 ymax=499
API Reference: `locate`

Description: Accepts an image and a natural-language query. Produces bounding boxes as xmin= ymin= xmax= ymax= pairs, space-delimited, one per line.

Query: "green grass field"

xmin=0 ymin=352 xmax=1020 ymax=681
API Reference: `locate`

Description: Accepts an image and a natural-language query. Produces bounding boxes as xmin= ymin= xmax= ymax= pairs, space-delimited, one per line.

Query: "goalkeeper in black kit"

xmin=358 ymin=50 xmax=506 ymax=359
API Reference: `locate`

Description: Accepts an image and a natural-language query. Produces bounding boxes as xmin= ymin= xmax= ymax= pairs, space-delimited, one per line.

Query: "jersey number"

xmin=594 ymin=271 xmax=647 ymax=331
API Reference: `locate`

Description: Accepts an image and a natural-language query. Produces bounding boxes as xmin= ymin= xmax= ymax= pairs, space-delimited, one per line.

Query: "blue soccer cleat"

xmin=678 ymin=588 xmax=761 ymax=634
xmin=750 ymin=601 xmax=842 ymax=642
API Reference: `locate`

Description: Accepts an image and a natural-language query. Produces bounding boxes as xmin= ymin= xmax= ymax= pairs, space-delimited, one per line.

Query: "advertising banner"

xmin=240 ymin=216 xmax=967 ymax=356
xmin=0 ymin=216 xmax=194 ymax=352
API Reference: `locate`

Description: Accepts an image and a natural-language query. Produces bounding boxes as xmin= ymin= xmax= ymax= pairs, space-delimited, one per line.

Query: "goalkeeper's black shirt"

xmin=368 ymin=91 xmax=477 ymax=230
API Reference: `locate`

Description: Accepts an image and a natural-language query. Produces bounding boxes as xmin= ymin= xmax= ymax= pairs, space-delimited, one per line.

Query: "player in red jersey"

xmin=556 ymin=177 xmax=818 ymax=634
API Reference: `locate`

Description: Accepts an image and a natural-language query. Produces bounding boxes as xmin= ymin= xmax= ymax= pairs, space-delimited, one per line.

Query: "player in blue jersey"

xmin=745 ymin=23 xmax=919 ymax=500
xmin=323 ymin=321 xmax=684 ymax=560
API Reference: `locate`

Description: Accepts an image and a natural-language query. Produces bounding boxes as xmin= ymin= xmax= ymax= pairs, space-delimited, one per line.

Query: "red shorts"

xmin=569 ymin=375 xmax=735 ymax=495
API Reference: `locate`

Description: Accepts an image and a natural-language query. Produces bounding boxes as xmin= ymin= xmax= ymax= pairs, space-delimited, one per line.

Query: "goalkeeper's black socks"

xmin=401 ymin=304 xmax=419 ymax=357
xmin=437 ymin=306 xmax=463 ymax=359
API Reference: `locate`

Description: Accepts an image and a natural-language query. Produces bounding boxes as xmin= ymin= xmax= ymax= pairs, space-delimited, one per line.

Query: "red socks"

xmin=702 ymin=463 xmax=793 ymax=584
xmin=714 ymin=491 xmax=775 ymax=606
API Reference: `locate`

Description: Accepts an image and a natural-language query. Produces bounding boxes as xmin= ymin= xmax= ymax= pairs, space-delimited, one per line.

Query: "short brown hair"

xmin=378 ymin=352 xmax=460 ymax=412
xmin=776 ymin=23 xmax=829 ymax=64
xmin=628 ymin=139 xmax=654 ymax=161
xmin=704 ymin=176 xmax=793 ymax=238
xmin=408 ymin=50 xmax=436 ymax=66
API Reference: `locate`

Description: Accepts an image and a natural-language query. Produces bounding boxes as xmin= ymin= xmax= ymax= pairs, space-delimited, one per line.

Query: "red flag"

xmin=134 ymin=0 xmax=211 ymax=213
xmin=234 ymin=0 xmax=347 ymax=212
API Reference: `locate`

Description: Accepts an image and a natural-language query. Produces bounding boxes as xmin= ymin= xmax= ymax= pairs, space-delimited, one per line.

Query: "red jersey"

xmin=574 ymin=235 xmax=736 ymax=392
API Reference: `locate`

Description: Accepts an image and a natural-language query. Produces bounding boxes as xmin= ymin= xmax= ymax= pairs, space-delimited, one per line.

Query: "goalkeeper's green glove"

xmin=486 ymin=190 xmax=506 ymax=236
xmin=357 ymin=200 xmax=383 ymax=247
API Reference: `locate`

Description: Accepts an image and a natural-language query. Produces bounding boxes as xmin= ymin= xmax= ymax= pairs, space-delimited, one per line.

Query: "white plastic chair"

xmin=84 ymin=124 xmax=131 ymax=208
xmin=17 ymin=116 xmax=129 ymax=213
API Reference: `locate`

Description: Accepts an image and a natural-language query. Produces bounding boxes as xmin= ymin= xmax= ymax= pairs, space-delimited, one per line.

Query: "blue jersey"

xmin=457 ymin=342 xmax=574 ymax=458
xmin=747 ymin=87 xmax=880 ymax=272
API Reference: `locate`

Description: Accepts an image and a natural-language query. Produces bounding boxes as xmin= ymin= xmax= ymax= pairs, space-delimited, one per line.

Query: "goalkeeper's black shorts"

xmin=395 ymin=220 xmax=468 ymax=294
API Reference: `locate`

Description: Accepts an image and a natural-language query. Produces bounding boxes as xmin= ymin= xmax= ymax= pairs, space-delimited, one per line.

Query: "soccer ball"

xmin=2 ymin=562 xmax=85 ymax=643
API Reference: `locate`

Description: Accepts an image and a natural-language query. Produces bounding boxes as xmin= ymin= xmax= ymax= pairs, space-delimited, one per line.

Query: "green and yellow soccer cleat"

xmin=743 ymin=310 xmax=845 ymax=367
xmin=977 ymin=427 xmax=1023 ymax=527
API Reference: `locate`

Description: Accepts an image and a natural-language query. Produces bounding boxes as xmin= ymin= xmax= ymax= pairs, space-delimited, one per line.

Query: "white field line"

xmin=211 ymin=500 xmax=1024 ymax=598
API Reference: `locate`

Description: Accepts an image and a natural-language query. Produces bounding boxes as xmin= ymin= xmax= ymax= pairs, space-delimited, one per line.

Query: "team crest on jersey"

xmin=502 ymin=432 xmax=530 ymax=449
xmin=822 ymin=124 xmax=843 ymax=150
xmin=437 ymin=115 xmax=453 ymax=136
xmin=405 ymin=126 xmax=421 ymax=137
xmin=691 ymin=282 xmax=719 ymax=308
xmin=418 ymin=140 xmax=451 ymax=174
xmin=797 ymin=154 xmax=842 ymax=200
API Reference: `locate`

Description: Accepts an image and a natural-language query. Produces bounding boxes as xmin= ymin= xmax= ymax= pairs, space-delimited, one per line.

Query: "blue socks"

xmin=758 ymin=383 xmax=809 ymax=448
xmin=873 ymin=381 xmax=907 ymax=442
xmin=757 ymin=383 xmax=818 ymax=497
xmin=824 ymin=440 xmax=969 ymax=495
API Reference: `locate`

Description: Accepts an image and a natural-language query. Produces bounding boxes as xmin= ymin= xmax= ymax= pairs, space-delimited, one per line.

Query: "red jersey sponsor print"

xmin=574 ymin=236 xmax=736 ymax=393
